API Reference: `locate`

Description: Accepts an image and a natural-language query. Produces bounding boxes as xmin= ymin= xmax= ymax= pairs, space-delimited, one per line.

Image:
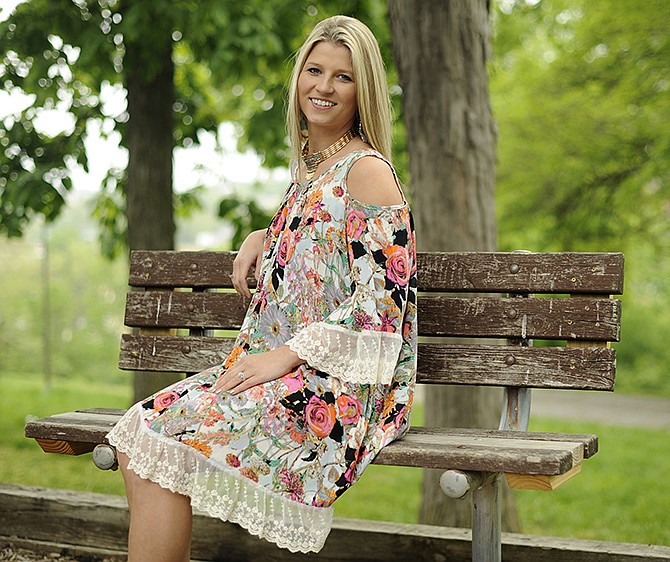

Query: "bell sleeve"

xmin=287 ymin=201 xmax=417 ymax=386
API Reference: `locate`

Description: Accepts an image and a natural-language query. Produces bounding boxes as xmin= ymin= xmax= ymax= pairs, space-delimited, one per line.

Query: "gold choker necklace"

xmin=301 ymin=129 xmax=356 ymax=180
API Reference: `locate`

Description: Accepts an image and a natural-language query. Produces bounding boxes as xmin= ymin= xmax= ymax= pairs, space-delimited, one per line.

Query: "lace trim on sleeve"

xmin=286 ymin=322 xmax=402 ymax=385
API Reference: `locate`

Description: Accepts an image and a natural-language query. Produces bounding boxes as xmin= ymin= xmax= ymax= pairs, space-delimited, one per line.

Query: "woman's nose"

xmin=316 ymin=76 xmax=334 ymax=93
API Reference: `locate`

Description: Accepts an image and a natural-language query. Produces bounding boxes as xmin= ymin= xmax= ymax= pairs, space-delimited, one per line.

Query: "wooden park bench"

xmin=25 ymin=249 xmax=624 ymax=562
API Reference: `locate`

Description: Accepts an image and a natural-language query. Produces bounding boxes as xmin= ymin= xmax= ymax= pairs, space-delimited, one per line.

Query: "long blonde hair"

xmin=286 ymin=15 xmax=392 ymax=162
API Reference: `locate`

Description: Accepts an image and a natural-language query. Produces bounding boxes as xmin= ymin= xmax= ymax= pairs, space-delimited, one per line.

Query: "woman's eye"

xmin=339 ymin=74 xmax=352 ymax=82
xmin=307 ymin=67 xmax=320 ymax=75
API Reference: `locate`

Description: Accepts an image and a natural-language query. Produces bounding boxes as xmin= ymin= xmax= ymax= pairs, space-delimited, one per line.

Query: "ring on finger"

xmin=238 ymin=371 xmax=246 ymax=381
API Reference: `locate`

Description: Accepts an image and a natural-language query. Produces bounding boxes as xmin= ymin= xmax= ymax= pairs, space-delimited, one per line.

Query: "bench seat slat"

xmin=119 ymin=334 xmax=616 ymax=391
xmin=129 ymin=250 xmax=624 ymax=294
xmin=125 ymin=291 xmax=621 ymax=342
xmin=25 ymin=410 xmax=594 ymax=476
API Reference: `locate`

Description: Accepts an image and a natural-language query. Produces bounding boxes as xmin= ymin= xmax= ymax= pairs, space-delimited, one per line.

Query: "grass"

xmin=1 ymin=371 xmax=669 ymax=546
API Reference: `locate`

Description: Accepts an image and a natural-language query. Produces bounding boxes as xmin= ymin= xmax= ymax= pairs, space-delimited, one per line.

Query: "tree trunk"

xmin=387 ymin=0 xmax=520 ymax=532
xmin=124 ymin=17 xmax=181 ymax=404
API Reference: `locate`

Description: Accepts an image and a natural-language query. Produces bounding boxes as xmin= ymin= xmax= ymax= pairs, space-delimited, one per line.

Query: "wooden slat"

xmin=118 ymin=334 xmax=616 ymax=391
xmin=118 ymin=334 xmax=235 ymax=372
xmin=374 ymin=430 xmax=585 ymax=475
xmin=124 ymin=291 xmax=621 ymax=342
xmin=7 ymin=483 xmax=670 ymax=562
xmin=124 ymin=290 xmax=246 ymax=330
xmin=416 ymin=252 xmax=624 ymax=294
xmin=419 ymin=295 xmax=620 ymax=340
xmin=25 ymin=410 xmax=594 ymax=476
xmin=25 ymin=409 xmax=123 ymax=445
xmin=418 ymin=343 xmax=616 ymax=390
xmin=128 ymin=250 xmax=625 ymax=294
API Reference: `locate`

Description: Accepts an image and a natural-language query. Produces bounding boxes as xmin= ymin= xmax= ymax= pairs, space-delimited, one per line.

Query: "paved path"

xmin=532 ymin=389 xmax=670 ymax=430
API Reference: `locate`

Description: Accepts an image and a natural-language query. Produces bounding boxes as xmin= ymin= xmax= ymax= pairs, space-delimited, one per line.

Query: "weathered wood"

xmin=23 ymin=249 xmax=626 ymax=561
xmin=27 ymin=411 xmax=596 ymax=476
xmin=118 ymin=334 xmax=616 ymax=390
xmin=128 ymin=250 xmax=625 ymax=294
xmin=4 ymin=484 xmax=669 ymax=562
xmin=124 ymin=290 xmax=621 ymax=342
xmin=25 ymin=409 xmax=122 ymax=444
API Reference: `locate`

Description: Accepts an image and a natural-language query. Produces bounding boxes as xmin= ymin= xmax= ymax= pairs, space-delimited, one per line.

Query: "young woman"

xmin=108 ymin=15 xmax=417 ymax=560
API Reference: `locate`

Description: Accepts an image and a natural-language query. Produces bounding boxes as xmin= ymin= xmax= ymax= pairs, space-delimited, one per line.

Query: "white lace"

xmin=286 ymin=322 xmax=403 ymax=385
xmin=106 ymin=406 xmax=333 ymax=554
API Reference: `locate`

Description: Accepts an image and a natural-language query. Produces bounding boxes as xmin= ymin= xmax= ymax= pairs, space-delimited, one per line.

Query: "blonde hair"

xmin=286 ymin=15 xmax=393 ymax=162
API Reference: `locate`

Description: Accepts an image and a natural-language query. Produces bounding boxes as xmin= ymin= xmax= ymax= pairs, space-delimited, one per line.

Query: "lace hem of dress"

xmin=286 ymin=322 xmax=403 ymax=385
xmin=106 ymin=405 xmax=333 ymax=554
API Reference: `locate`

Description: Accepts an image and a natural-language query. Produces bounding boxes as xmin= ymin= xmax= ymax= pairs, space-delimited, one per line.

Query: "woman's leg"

xmin=119 ymin=452 xmax=193 ymax=562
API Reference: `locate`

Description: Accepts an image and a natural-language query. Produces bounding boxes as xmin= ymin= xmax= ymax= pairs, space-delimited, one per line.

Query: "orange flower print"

xmin=384 ymin=244 xmax=410 ymax=286
xmin=239 ymin=467 xmax=259 ymax=482
xmin=305 ymin=396 xmax=336 ymax=438
xmin=223 ymin=346 xmax=243 ymax=369
xmin=276 ymin=231 xmax=295 ymax=266
xmin=182 ymin=439 xmax=212 ymax=458
xmin=337 ymin=395 xmax=362 ymax=425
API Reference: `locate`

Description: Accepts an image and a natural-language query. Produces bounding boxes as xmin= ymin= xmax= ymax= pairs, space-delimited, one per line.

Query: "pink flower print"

xmin=269 ymin=206 xmax=288 ymax=236
xmin=380 ymin=307 xmax=400 ymax=333
xmin=346 ymin=209 xmax=367 ymax=239
xmin=276 ymin=231 xmax=295 ymax=267
xmin=153 ymin=391 xmax=180 ymax=411
xmin=278 ymin=468 xmax=305 ymax=502
xmin=384 ymin=244 xmax=410 ymax=286
xmin=337 ymin=395 xmax=362 ymax=425
xmin=332 ymin=185 xmax=344 ymax=198
xmin=343 ymin=457 xmax=358 ymax=483
xmin=247 ymin=384 xmax=267 ymax=401
xmin=305 ymin=396 xmax=336 ymax=438
xmin=281 ymin=370 xmax=305 ymax=393
xmin=353 ymin=310 xmax=376 ymax=330
xmin=225 ymin=453 xmax=240 ymax=468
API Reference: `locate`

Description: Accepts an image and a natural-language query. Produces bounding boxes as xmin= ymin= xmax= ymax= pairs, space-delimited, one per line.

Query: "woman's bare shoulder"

xmin=346 ymin=154 xmax=404 ymax=206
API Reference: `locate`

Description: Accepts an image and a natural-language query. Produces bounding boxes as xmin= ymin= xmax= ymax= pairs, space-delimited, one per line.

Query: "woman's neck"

xmin=306 ymin=123 xmax=353 ymax=153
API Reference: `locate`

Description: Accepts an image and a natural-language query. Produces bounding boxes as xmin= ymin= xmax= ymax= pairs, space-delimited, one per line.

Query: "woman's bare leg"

xmin=119 ymin=452 xmax=193 ymax=562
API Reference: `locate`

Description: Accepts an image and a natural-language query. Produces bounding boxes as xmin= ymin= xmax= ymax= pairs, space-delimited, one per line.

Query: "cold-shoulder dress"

xmin=107 ymin=149 xmax=418 ymax=553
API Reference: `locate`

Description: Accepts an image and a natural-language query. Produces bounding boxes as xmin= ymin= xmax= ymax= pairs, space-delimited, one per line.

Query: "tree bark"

xmin=387 ymin=0 xmax=520 ymax=531
xmin=123 ymin=17 xmax=181 ymax=403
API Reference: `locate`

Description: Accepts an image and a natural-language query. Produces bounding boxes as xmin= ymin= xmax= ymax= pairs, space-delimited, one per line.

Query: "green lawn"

xmin=2 ymin=371 xmax=668 ymax=546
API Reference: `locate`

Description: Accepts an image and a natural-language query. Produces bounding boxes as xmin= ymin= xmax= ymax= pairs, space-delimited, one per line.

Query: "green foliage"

xmin=517 ymin=418 xmax=670 ymax=545
xmin=0 ymin=0 xmax=392 ymax=254
xmin=491 ymin=0 xmax=670 ymax=252
xmin=0 ymin=212 xmax=128 ymax=384
xmin=490 ymin=0 xmax=670 ymax=397
xmin=0 ymin=371 xmax=128 ymax=495
xmin=217 ymin=189 xmax=275 ymax=250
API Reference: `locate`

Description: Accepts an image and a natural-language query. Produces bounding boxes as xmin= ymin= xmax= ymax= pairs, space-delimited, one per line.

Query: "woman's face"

xmin=298 ymin=41 xmax=358 ymax=136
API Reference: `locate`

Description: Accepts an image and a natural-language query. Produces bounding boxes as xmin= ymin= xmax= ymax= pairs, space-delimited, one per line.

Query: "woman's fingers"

xmin=231 ymin=230 xmax=265 ymax=297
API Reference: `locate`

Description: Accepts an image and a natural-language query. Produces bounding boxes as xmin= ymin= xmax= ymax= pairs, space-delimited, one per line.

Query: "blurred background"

xmin=1 ymin=0 xmax=668 ymax=547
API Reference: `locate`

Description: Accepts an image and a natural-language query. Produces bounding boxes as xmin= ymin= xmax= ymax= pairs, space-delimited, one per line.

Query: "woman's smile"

xmin=298 ymin=41 xmax=357 ymax=139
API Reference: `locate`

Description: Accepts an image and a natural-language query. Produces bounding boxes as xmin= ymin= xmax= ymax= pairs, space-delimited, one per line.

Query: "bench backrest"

xmin=120 ymin=250 xmax=624 ymax=392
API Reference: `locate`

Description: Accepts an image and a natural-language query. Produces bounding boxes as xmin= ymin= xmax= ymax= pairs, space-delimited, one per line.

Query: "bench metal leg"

xmin=471 ymin=473 xmax=501 ymax=562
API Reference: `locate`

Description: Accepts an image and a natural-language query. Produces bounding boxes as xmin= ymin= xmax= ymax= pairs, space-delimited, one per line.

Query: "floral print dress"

xmin=107 ymin=149 xmax=418 ymax=553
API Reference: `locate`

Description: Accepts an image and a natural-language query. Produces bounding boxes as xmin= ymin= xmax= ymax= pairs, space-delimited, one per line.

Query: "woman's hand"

xmin=214 ymin=346 xmax=305 ymax=395
xmin=231 ymin=229 xmax=266 ymax=298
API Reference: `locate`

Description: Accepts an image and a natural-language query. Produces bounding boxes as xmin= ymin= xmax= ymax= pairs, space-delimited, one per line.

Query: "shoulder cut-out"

xmin=347 ymin=155 xmax=404 ymax=207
